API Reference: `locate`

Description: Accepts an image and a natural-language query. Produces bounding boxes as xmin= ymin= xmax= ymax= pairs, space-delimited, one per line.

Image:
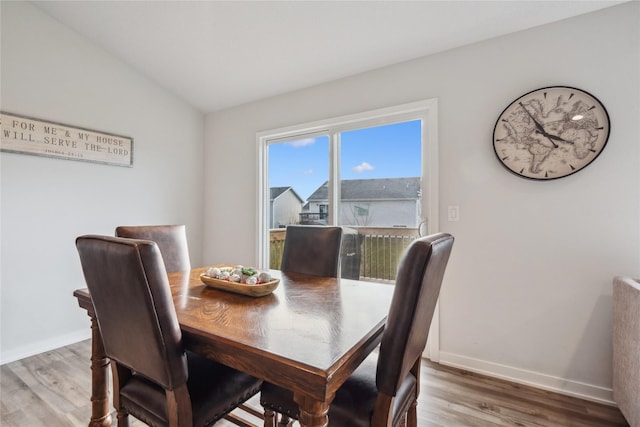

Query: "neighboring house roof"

xmin=270 ymin=186 xmax=304 ymax=203
xmin=307 ymin=177 xmax=421 ymax=201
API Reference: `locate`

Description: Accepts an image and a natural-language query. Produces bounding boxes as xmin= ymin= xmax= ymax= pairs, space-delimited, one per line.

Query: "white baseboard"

xmin=0 ymin=329 xmax=91 ymax=365
xmin=438 ymin=351 xmax=615 ymax=406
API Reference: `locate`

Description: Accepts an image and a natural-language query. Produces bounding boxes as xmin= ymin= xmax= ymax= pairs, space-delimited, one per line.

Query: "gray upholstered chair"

xmin=115 ymin=225 xmax=191 ymax=272
xmin=612 ymin=276 xmax=640 ymax=427
xmin=260 ymin=233 xmax=454 ymax=427
xmin=76 ymin=235 xmax=262 ymax=427
xmin=280 ymin=225 xmax=343 ymax=277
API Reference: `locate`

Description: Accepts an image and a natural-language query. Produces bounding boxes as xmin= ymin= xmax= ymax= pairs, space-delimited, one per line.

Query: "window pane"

xmin=339 ymin=120 xmax=422 ymax=227
xmin=339 ymin=120 xmax=422 ymax=281
xmin=268 ymin=135 xmax=329 ymax=228
xmin=263 ymin=118 xmax=425 ymax=279
xmin=268 ymin=136 xmax=329 ymax=269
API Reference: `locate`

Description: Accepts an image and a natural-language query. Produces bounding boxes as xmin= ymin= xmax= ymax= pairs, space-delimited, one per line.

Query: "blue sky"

xmin=268 ymin=120 xmax=422 ymax=200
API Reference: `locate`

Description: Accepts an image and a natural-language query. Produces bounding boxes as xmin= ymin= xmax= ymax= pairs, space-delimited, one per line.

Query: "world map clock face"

xmin=493 ymin=86 xmax=610 ymax=180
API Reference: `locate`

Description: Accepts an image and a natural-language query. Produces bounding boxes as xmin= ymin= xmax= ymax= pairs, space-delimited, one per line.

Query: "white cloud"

xmin=303 ymin=169 xmax=313 ymax=175
xmin=353 ymin=162 xmax=374 ymax=173
xmin=288 ymin=138 xmax=316 ymax=148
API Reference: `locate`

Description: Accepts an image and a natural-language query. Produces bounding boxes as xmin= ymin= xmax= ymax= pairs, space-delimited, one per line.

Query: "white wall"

xmin=204 ymin=3 xmax=639 ymax=403
xmin=0 ymin=2 xmax=205 ymax=363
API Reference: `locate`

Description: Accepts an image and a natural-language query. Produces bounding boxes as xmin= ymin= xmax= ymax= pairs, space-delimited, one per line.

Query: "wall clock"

xmin=493 ymin=86 xmax=610 ymax=180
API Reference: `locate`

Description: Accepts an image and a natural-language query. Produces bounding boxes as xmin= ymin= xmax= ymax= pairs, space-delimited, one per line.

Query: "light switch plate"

xmin=448 ymin=205 xmax=459 ymax=222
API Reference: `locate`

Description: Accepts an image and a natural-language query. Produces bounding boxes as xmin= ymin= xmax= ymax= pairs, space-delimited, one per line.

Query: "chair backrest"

xmin=376 ymin=233 xmax=454 ymax=396
xmin=76 ymin=235 xmax=188 ymax=390
xmin=280 ymin=225 xmax=343 ymax=277
xmin=115 ymin=225 xmax=191 ymax=272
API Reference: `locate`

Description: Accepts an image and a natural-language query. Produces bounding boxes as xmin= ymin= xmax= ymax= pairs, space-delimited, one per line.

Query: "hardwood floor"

xmin=0 ymin=340 xmax=629 ymax=427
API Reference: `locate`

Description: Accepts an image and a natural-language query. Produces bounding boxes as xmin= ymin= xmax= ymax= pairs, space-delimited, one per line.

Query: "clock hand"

xmin=545 ymin=133 xmax=574 ymax=145
xmin=518 ymin=102 xmax=547 ymax=133
xmin=518 ymin=102 xmax=558 ymax=148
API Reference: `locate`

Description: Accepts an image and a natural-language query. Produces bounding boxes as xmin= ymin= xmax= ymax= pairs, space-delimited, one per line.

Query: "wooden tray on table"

xmin=199 ymin=273 xmax=279 ymax=297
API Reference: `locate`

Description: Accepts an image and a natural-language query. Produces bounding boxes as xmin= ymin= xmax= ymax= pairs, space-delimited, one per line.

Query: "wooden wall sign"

xmin=1 ymin=112 xmax=133 ymax=167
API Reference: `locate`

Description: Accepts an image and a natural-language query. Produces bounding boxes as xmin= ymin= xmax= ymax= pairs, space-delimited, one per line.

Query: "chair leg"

xmin=264 ymin=409 xmax=276 ymax=427
xmin=112 ymin=363 xmax=132 ymax=427
xmin=116 ymin=411 xmax=130 ymax=427
xmin=278 ymin=414 xmax=294 ymax=427
xmin=406 ymin=400 xmax=418 ymax=427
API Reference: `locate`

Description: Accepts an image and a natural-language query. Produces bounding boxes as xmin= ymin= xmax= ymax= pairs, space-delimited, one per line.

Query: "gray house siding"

xmin=304 ymin=177 xmax=421 ymax=227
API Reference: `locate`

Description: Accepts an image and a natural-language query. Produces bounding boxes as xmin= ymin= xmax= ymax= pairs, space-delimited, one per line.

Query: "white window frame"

xmin=256 ymin=98 xmax=441 ymax=359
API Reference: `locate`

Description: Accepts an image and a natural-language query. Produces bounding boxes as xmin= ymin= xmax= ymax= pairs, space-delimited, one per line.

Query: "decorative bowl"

xmin=200 ymin=273 xmax=279 ymax=297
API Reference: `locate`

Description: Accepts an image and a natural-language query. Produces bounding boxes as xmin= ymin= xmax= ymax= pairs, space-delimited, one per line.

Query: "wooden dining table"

xmin=73 ymin=267 xmax=395 ymax=427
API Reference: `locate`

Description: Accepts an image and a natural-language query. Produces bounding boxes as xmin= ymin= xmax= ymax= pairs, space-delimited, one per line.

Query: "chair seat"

xmin=260 ymin=352 xmax=417 ymax=427
xmin=121 ymin=351 xmax=262 ymax=427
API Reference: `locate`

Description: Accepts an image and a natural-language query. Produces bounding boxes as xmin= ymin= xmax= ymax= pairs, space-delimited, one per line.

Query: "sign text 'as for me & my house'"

xmin=0 ymin=112 xmax=133 ymax=167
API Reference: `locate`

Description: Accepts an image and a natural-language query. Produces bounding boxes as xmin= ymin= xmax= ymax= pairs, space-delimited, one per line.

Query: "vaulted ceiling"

xmin=33 ymin=1 xmax=625 ymax=113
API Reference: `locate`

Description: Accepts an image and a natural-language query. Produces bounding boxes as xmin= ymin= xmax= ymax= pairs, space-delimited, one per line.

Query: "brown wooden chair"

xmin=115 ymin=225 xmax=191 ymax=272
xmin=76 ymin=235 xmax=262 ymax=427
xmin=260 ymin=233 xmax=454 ymax=427
xmin=280 ymin=225 xmax=343 ymax=277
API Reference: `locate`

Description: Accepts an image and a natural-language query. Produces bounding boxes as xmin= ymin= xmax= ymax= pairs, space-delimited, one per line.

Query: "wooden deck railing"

xmin=269 ymin=229 xmax=287 ymax=270
xmin=269 ymin=226 xmax=419 ymax=282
